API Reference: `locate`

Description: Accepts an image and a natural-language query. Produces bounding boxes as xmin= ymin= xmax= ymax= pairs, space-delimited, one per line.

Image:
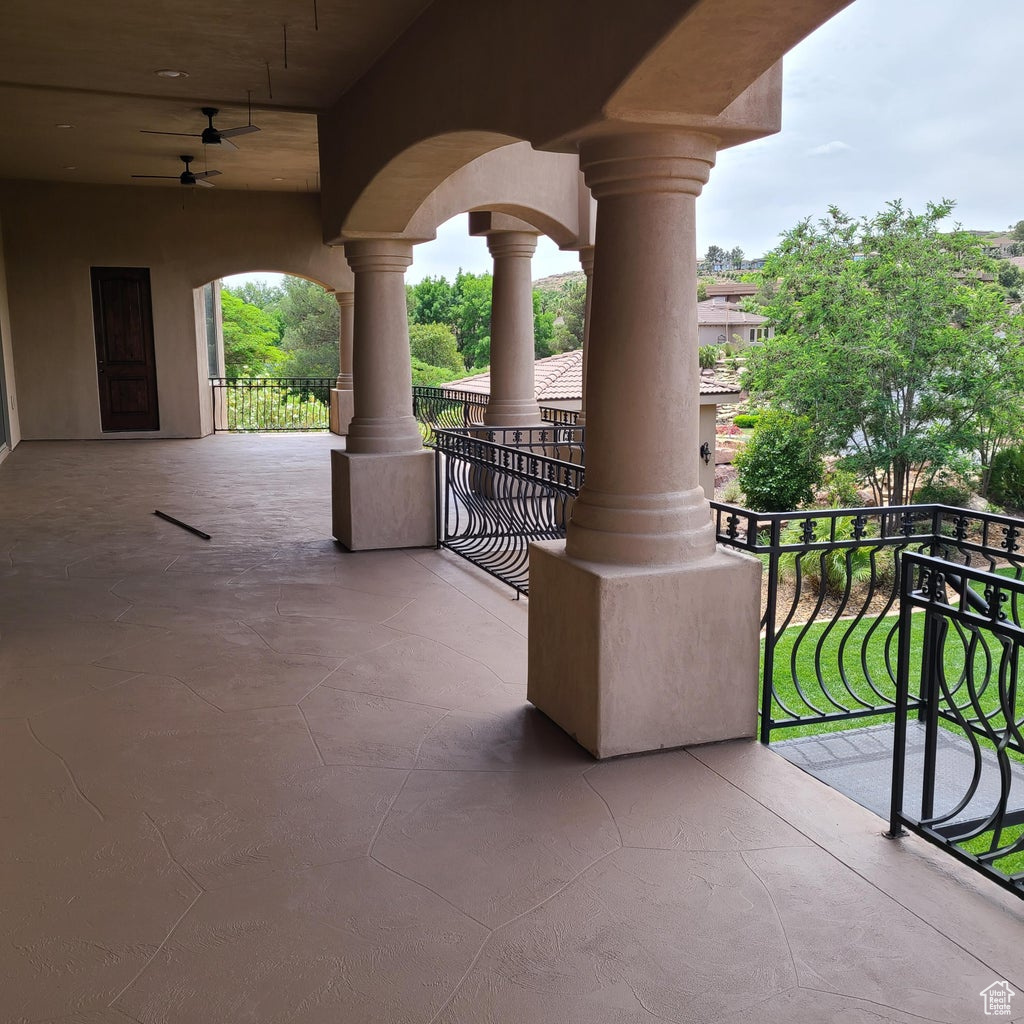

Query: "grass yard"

xmin=764 ymin=569 xmax=1024 ymax=880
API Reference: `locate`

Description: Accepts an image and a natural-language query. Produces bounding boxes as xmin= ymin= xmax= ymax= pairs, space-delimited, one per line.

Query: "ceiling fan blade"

xmin=195 ymin=178 xmax=216 ymax=189
xmin=193 ymin=169 xmax=222 ymax=180
xmin=210 ymin=136 xmax=238 ymax=151
xmin=219 ymin=124 xmax=260 ymax=139
xmin=140 ymin=130 xmax=202 ymax=138
xmin=131 ymin=174 xmax=177 ymax=179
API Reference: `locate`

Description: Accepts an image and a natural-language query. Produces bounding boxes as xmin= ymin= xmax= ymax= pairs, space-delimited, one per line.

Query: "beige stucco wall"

xmin=0 ymin=181 xmax=352 ymax=440
xmin=0 ymin=211 xmax=19 ymax=453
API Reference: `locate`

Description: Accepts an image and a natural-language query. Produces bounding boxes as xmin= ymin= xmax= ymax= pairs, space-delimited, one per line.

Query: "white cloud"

xmin=806 ymin=140 xmax=853 ymax=158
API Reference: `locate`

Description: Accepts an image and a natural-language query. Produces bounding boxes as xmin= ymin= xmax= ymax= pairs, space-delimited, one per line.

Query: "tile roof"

xmin=447 ymin=349 xmax=739 ymax=400
xmin=705 ymin=281 xmax=757 ymax=297
xmin=696 ymin=299 xmax=767 ymax=326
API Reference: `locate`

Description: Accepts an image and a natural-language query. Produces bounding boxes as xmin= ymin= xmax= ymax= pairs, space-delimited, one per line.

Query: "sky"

xmin=230 ymin=0 xmax=1022 ymax=289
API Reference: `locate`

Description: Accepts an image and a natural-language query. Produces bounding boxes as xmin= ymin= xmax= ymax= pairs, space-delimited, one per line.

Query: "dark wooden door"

xmin=91 ymin=267 xmax=160 ymax=431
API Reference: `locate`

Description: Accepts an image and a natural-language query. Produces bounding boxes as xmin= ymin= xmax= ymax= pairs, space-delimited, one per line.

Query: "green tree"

xmin=451 ymin=271 xmax=493 ymax=368
xmin=728 ymin=246 xmax=745 ymax=269
xmin=219 ymin=290 xmax=284 ymax=377
xmin=408 ymin=322 xmax=463 ymax=373
xmin=407 ymin=275 xmax=456 ymax=326
xmin=743 ymin=199 xmax=1021 ymax=505
xmin=1010 ymin=220 xmax=1024 ymax=244
xmin=703 ymin=244 xmax=727 ymax=270
xmin=276 ymin=276 xmax=340 ymax=378
xmin=228 ymin=279 xmax=284 ymax=312
xmin=533 ymin=291 xmax=555 ymax=358
xmin=734 ymin=411 xmax=823 ymax=512
xmin=547 ymin=277 xmax=587 ymax=352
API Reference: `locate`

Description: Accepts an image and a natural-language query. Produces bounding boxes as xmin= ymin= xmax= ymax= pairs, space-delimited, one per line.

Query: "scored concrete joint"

xmin=527 ymin=540 xmax=762 ymax=759
xmin=331 ymin=448 xmax=436 ymax=551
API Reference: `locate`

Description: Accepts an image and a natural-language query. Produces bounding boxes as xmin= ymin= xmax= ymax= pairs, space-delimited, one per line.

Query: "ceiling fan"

xmin=131 ymin=154 xmax=221 ymax=188
xmin=141 ymin=106 xmax=260 ymax=150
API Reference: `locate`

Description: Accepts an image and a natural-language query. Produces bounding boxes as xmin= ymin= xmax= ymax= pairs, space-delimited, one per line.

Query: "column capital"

xmin=485 ymin=231 xmax=539 ymax=261
xmin=344 ymin=239 xmax=413 ymax=274
xmin=579 ymin=130 xmax=717 ymax=200
xmin=332 ymin=289 xmax=354 ymax=309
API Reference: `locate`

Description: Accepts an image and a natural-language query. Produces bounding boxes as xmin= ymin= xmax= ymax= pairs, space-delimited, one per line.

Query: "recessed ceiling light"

xmin=272 ymin=176 xmax=285 ymax=181
xmin=154 ymin=69 xmax=188 ymax=79
xmin=54 ymin=123 xmax=75 ymax=129
xmin=63 ymin=165 xmax=77 ymax=170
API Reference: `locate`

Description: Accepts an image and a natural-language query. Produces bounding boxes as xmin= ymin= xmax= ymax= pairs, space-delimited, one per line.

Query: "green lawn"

xmin=765 ymin=579 xmax=1024 ymax=881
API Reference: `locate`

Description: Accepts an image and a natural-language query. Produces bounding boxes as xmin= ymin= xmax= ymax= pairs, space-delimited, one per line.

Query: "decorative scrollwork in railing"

xmin=710 ymin=502 xmax=1024 ymax=743
xmin=433 ymin=428 xmax=583 ymax=596
xmin=890 ymin=553 xmax=1024 ymax=900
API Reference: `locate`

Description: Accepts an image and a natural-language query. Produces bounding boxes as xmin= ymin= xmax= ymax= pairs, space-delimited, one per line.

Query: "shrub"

xmin=698 ymin=344 xmax=721 ymax=369
xmin=989 ymin=446 xmax=1024 ymax=509
xmin=733 ymin=413 xmax=760 ymax=429
xmin=410 ymin=357 xmax=464 ymax=387
xmin=777 ymin=515 xmax=877 ymax=596
xmin=408 ymin=323 xmax=463 ymax=373
xmin=734 ymin=411 xmax=823 ymax=512
xmin=914 ymin=479 xmax=971 ymax=508
xmin=719 ymin=478 xmax=745 ymax=504
xmin=823 ymin=467 xmax=861 ymax=508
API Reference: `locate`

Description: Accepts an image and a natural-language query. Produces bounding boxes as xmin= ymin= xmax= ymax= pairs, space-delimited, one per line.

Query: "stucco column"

xmin=343 ymin=240 xmax=422 ymax=454
xmin=329 ymin=290 xmax=354 ymax=436
xmin=527 ymin=129 xmax=761 ymax=758
xmin=483 ymin=231 xmax=543 ymax=427
xmin=577 ymin=245 xmax=594 ymax=426
xmin=568 ymin=133 xmax=717 ymax=567
xmin=330 ymin=239 xmax=435 ymax=550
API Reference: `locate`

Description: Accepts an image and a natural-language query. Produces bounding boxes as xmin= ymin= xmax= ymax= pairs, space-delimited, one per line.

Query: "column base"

xmin=331 ymin=448 xmax=436 ymax=550
xmin=330 ymin=389 xmax=355 ymax=436
xmin=527 ymin=541 xmax=762 ymax=759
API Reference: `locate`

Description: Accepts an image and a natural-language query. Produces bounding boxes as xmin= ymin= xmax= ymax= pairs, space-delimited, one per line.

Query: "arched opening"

xmin=198 ymin=269 xmax=341 ymax=435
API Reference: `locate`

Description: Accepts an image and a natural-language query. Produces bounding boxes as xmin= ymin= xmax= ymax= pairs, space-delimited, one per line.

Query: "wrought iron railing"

xmin=412 ymin=386 xmax=488 ymax=443
xmin=433 ymin=427 xmax=584 ymax=596
xmin=412 ymin=385 xmax=581 ymax=444
xmin=210 ymin=377 xmax=334 ymax=432
xmin=889 ymin=553 xmax=1024 ymax=899
xmin=710 ymin=502 xmax=1024 ymax=742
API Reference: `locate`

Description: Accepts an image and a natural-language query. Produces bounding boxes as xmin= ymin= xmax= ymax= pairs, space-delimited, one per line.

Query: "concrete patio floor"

xmin=2 ymin=434 xmax=1023 ymax=1024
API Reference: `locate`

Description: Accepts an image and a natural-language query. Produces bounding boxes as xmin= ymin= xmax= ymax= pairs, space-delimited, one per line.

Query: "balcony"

xmin=1 ymin=434 xmax=1021 ymax=1021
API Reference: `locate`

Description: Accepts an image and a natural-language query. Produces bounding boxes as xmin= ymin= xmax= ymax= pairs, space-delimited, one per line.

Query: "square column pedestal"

xmin=331 ymin=449 xmax=436 ymax=550
xmin=528 ymin=541 xmax=763 ymax=759
xmin=329 ymin=389 xmax=355 ymax=436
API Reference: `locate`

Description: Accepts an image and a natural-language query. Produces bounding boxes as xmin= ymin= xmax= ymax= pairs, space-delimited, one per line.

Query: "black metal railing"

xmin=889 ymin=553 xmax=1024 ymax=899
xmin=711 ymin=502 xmax=1024 ymax=743
xmin=412 ymin=385 xmax=581 ymax=444
xmin=433 ymin=427 xmax=584 ymax=596
xmin=210 ymin=377 xmax=335 ymax=432
xmin=412 ymin=386 xmax=488 ymax=443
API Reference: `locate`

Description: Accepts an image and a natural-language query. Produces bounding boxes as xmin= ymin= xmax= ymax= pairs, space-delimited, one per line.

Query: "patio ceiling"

xmin=0 ymin=0 xmax=431 ymax=191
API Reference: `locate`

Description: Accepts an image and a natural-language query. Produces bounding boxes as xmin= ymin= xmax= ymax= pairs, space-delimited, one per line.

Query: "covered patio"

xmin=2 ymin=435 xmax=1020 ymax=1022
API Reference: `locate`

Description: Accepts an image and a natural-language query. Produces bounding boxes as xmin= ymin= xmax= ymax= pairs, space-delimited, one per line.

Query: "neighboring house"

xmin=698 ymin=285 xmax=772 ymax=348
xmin=446 ymin=349 xmax=741 ymax=499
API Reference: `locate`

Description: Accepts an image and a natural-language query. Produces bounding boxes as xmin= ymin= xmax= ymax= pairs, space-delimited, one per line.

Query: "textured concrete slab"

xmin=1 ymin=436 xmax=1021 ymax=1023
xmin=775 ymin=721 xmax=1024 ymax=823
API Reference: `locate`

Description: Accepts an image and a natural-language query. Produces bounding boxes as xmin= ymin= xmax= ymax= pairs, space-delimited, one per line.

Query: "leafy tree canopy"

xmin=219 ymin=290 xmax=284 ymax=378
xmin=276 ymin=277 xmax=340 ymax=378
xmin=744 ymin=199 xmax=1024 ymax=505
xmin=408 ymin=322 xmax=463 ymax=374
